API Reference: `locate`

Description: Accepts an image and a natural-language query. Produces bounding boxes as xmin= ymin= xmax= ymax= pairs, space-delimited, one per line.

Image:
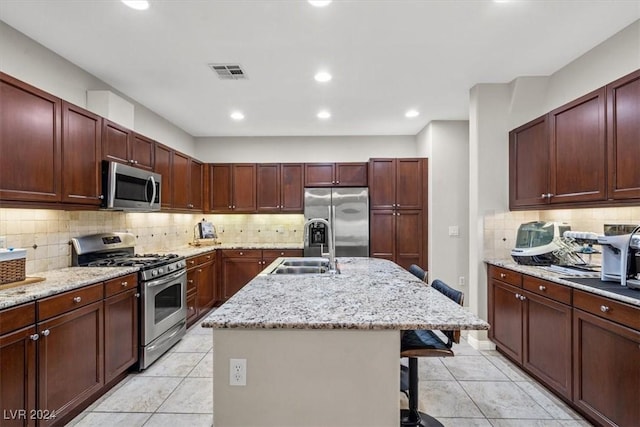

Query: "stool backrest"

xmin=408 ymin=264 xmax=428 ymax=282
xmin=431 ymin=279 xmax=464 ymax=346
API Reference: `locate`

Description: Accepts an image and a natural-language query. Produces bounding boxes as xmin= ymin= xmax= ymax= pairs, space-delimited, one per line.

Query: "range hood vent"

xmin=209 ymin=63 xmax=247 ymax=80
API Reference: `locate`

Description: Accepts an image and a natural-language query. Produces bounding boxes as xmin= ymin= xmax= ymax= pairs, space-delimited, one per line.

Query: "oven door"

xmin=141 ymin=269 xmax=187 ymax=345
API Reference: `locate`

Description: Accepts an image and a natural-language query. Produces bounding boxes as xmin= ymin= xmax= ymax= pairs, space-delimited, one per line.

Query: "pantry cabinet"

xmin=257 ymin=163 xmax=304 ymax=212
xmin=0 ymin=72 xmax=61 ymax=204
xmin=606 ymin=69 xmax=640 ymax=201
xmin=370 ymin=209 xmax=424 ymax=270
xmin=61 ymin=102 xmax=103 ymax=206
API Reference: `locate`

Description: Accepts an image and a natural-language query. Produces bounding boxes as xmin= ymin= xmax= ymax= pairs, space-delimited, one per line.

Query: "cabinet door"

xmin=305 ymin=163 xmax=335 ymax=187
xmin=257 ymin=164 xmax=281 ymax=212
xmin=262 ymin=249 xmax=304 ymax=267
xmin=509 ymin=116 xmax=549 ymax=208
xmin=335 ymin=163 xmax=367 ymax=186
xmin=488 ymin=279 xmax=523 ymax=363
xmin=172 ymin=151 xmax=190 ymax=210
xmin=395 ymin=210 xmax=423 ymax=270
xmin=0 ymin=326 xmax=37 ymax=427
xmin=607 ymin=69 xmax=640 ymax=200
xmin=221 ymin=251 xmax=263 ymax=301
xmin=522 ymin=290 xmax=572 ymax=399
xmin=102 ymin=120 xmax=130 ymax=165
xmin=190 ymin=159 xmax=203 ymax=210
xmin=369 ymin=159 xmax=396 ymax=209
xmin=232 ymin=164 xmax=256 ymax=212
xmin=280 ymin=163 xmax=304 ymax=212
xmin=186 ymin=291 xmax=198 ymax=328
xmin=209 ymin=164 xmax=232 ymax=212
xmin=61 ymin=102 xmax=102 ymax=205
xmin=37 ymin=301 xmax=103 ymax=427
xmin=196 ymin=259 xmax=216 ymax=315
xmin=369 ymin=210 xmax=395 ymax=262
xmin=131 ymin=133 xmax=154 ymax=171
xmin=154 ymin=143 xmax=173 ymax=208
xmin=0 ymin=73 xmax=61 ymax=203
xmin=549 ymin=88 xmax=606 ymax=204
xmin=396 ymin=159 xmax=425 ymax=210
xmin=104 ymin=288 xmax=138 ymax=384
xmin=573 ymin=309 xmax=640 ymax=427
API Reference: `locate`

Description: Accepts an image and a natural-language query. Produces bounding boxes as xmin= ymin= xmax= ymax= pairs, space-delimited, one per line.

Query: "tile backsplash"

xmin=0 ymin=209 xmax=304 ymax=275
xmin=484 ymin=206 xmax=640 ymax=260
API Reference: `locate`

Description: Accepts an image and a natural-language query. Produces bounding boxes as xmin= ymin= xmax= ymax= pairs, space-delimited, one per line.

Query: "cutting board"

xmin=0 ymin=276 xmax=45 ymax=290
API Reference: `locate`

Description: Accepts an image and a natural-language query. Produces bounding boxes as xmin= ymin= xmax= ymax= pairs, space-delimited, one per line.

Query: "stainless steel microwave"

xmin=101 ymin=161 xmax=161 ymax=211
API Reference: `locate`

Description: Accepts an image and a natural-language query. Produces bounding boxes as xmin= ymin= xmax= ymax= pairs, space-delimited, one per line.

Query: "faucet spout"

xmin=303 ymin=218 xmax=337 ymax=272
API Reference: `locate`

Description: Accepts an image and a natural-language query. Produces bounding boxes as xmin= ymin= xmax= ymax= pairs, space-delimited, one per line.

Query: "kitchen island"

xmin=202 ymin=257 xmax=489 ymax=427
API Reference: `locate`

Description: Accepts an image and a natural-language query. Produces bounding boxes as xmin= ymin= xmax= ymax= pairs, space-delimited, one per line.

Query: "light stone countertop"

xmin=486 ymin=259 xmax=640 ymax=307
xmin=171 ymin=242 xmax=304 ymax=259
xmin=0 ymin=267 xmax=139 ymax=310
xmin=202 ymin=257 xmax=490 ymax=331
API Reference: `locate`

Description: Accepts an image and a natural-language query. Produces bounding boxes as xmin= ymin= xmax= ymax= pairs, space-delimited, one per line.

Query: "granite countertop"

xmin=202 ymin=257 xmax=490 ymax=331
xmin=171 ymin=242 xmax=304 ymax=258
xmin=486 ymin=259 xmax=640 ymax=307
xmin=0 ymin=267 xmax=139 ymax=310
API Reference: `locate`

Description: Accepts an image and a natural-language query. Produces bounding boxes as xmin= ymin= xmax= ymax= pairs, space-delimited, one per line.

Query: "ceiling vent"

xmin=209 ymin=64 xmax=247 ymax=80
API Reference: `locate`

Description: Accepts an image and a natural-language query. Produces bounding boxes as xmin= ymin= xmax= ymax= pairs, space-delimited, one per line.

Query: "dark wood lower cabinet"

xmin=186 ymin=252 xmax=216 ymax=327
xmin=221 ymin=250 xmax=263 ymax=301
xmin=104 ymin=288 xmax=138 ymax=384
xmin=37 ymin=301 xmax=104 ymax=427
xmin=488 ymin=278 xmax=523 ymax=362
xmin=0 ymin=325 xmax=37 ymax=427
xmin=573 ymin=309 xmax=640 ymax=427
xmin=370 ymin=209 xmax=424 ymax=270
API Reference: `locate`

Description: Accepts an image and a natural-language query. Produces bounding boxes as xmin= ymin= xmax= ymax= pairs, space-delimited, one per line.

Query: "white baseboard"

xmin=467 ymin=334 xmax=495 ymax=351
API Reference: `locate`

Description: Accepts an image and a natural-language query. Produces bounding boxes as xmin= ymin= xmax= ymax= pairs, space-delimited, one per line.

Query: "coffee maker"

xmin=598 ymin=224 xmax=640 ymax=289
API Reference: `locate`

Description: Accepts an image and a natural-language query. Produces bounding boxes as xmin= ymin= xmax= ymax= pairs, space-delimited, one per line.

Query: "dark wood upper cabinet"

xmin=154 ymin=143 xmax=173 ymax=208
xmin=369 ymin=158 xmax=395 ymax=209
xmin=209 ymin=164 xmax=233 ymax=212
xmin=607 ymin=69 xmax=640 ymax=200
xmin=61 ymin=102 xmax=102 ymax=205
xmin=102 ymin=120 xmax=154 ymax=170
xmin=232 ymin=164 xmax=257 ymax=212
xmin=509 ymin=116 xmax=549 ymax=209
xmin=172 ymin=151 xmax=190 ymax=210
xmin=305 ymin=162 xmax=367 ymax=187
xmin=257 ymin=163 xmax=304 ymax=213
xmin=0 ymin=72 xmax=61 ymax=203
xmin=549 ymin=88 xmax=606 ymax=204
xmin=369 ymin=158 xmax=425 ymax=210
xmin=190 ymin=159 xmax=203 ymax=211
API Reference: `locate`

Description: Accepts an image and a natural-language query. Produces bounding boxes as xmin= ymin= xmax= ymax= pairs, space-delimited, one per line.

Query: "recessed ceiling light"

xmin=122 ymin=0 xmax=149 ymax=10
xmin=308 ymin=0 xmax=332 ymax=7
xmin=230 ymin=111 xmax=245 ymax=121
xmin=405 ymin=110 xmax=419 ymax=118
xmin=317 ymin=110 xmax=331 ymax=120
xmin=314 ymin=71 xmax=332 ymax=83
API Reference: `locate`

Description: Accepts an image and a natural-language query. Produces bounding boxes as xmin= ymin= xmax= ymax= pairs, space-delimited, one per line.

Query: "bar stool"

xmin=400 ymin=279 xmax=464 ymax=427
xmin=408 ymin=264 xmax=428 ymax=282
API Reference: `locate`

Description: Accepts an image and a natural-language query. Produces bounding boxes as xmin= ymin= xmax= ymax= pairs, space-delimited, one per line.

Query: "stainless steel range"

xmin=71 ymin=232 xmax=187 ymax=369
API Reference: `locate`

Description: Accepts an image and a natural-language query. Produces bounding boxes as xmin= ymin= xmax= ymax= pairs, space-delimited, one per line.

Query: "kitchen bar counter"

xmin=204 ymin=257 xmax=488 ymax=427
xmin=203 ymin=257 xmax=488 ymax=330
xmin=486 ymin=259 xmax=640 ymax=307
xmin=0 ymin=266 xmax=139 ymax=309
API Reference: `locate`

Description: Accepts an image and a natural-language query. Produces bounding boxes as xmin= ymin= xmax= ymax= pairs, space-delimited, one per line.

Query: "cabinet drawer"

xmin=104 ymin=274 xmax=137 ymax=298
xmin=37 ymin=283 xmax=104 ymax=320
xmin=523 ymin=275 xmax=571 ymax=305
xmin=222 ymin=249 xmax=262 ymax=258
xmin=490 ymin=266 xmax=522 ymax=287
xmin=574 ymin=289 xmax=640 ymax=330
xmin=187 ymin=251 xmax=216 ymax=268
xmin=262 ymin=249 xmax=303 ymax=259
xmin=0 ymin=302 xmax=35 ymax=335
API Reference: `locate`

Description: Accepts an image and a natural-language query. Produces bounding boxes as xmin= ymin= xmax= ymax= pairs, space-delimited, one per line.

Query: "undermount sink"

xmin=265 ymin=257 xmax=339 ymax=275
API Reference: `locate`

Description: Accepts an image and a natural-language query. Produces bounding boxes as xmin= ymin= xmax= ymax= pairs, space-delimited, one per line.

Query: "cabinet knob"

xmin=228 ymin=205 xmax=232 ymax=209
xmin=41 ymin=329 xmax=50 ymax=337
xmin=336 ymin=180 xmax=340 ymax=184
xmin=206 ymin=255 xmax=211 ymax=259
xmin=30 ymin=333 xmax=39 ymax=341
xmin=520 ymin=295 xmax=526 ymax=301
xmin=600 ymin=305 xmax=610 ymax=313
xmin=232 ymin=205 xmax=236 ymax=209
xmin=500 ymin=273 xmax=507 ymax=279
xmin=188 ymin=279 xmax=194 ymax=284
xmin=129 ymin=159 xmax=134 ymax=164
xmin=73 ymin=296 xmax=82 ymax=303
xmin=135 ymin=293 xmax=140 ymax=298
xmin=98 ymin=195 xmax=104 ymax=200
xmin=239 ymin=252 xmax=244 ymax=255
xmin=189 ymin=260 xmax=195 ymax=265
xmin=188 ymin=204 xmax=194 ymax=208
xmin=280 ymin=252 xmax=285 ymax=256
xmin=538 ymin=285 xmax=546 ymax=291
xmin=258 ymin=261 xmax=262 ymax=264
xmin=121 ymin=281 xmax=128 ymax=287
xmin=197 ymin=268 xmax=202 ymax=273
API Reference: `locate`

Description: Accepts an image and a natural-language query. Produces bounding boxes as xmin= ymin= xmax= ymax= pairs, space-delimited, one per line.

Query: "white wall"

xmin=416 ymin=121 xmax=469 ymax=296
xmin=0 ymin=20 xmax=196 ymax=156
xmin=194 ymin=135 xmax=416 ymax=163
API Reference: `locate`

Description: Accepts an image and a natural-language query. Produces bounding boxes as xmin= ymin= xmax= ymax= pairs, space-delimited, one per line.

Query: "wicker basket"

xmin=0 ymin=250 xmax=27 ymax=285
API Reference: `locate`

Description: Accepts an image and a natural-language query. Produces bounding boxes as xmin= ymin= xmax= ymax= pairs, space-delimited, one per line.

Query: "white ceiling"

xmin=1 ymin=0 xmax=639 ymax=137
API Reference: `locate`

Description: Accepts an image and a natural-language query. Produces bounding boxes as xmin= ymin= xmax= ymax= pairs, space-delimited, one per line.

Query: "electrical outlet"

xmin=229 ymin=358 xmax=246 ymax=386
xmin=458 ymin=276 xmax=465 ymax=287
xmin=0 ymin=236 xmax=6 ymax=249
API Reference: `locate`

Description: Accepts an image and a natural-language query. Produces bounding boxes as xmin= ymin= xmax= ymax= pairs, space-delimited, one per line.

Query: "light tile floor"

xmin=68 ymin=317 xmax=593 ymax=426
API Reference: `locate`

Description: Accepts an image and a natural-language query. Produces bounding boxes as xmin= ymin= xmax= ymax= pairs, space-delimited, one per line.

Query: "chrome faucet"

xmin=303 ymin=218 xmax=337 ymax=273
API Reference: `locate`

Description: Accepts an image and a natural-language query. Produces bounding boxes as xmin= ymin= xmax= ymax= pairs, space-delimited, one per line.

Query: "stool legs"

xmin=400 ymin=357 xmax=444 ymax=427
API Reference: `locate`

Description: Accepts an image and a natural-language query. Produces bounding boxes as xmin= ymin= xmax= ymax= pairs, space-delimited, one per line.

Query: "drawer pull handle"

xmin=189 ymin=260 xmax=195 ymax=265
xmin=539 ymin=285 xmax=546 ymax=291
xmin=41 ymin=329 xmax=50 ymax=337
xmin=515 ymin=293 xmax=521 ymax=299
xmin=520 ymin=295 xmax=526 ymax=301
xmin=206 ymin=255 xmax=211 ymax=259
xmin=121 ymin=281 xmax=128 ymax=287
xmin=240 ymin=252 xmax=244 ymax=255
xmin=30 ymin=334 xmax=39 ymax=341
xmin=73 ymin=296 xmax=82 ymax=303
xmin=500 ymin=273 xmax=507 ymax=279
xmin=188 ymin=280 xmax=194 ymax=284
xmin=600 ymin=305 xmax=610 ymax=313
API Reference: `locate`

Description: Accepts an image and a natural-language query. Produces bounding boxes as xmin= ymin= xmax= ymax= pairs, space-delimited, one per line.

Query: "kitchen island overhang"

xmin=203 ymin=257 xmax=489 ymax=427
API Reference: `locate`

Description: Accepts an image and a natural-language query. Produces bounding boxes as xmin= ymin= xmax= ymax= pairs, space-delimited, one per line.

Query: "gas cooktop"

xmin=86 ymin=253 xmax=181 ymax=268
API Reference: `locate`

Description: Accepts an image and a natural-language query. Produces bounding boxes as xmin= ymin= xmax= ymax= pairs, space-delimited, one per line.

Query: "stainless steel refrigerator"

xmin=304 ymin=187 xmax=369 ymax=257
